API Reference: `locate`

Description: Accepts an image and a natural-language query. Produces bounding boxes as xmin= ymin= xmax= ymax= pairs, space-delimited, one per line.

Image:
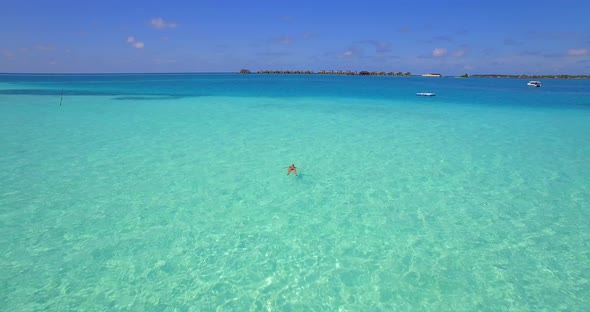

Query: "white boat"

xmin=421 ymin=73 xmax=443 ymax=77
xmin=416 ymin=92 xmax=436 ymax=96
xmin=527 ymin=81 xmax=541 ymax=87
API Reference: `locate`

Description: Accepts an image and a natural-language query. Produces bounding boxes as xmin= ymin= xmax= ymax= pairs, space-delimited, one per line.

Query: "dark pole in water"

xmin=60 ymin=89 xmax=63 ymax=106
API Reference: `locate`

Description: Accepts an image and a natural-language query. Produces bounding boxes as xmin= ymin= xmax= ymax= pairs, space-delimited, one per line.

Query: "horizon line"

xmin=1 ymin=72 xmax=589 ymax=77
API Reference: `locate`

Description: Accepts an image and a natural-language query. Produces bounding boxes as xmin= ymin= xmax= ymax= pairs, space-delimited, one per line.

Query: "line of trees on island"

xmin=471 ymin=74 xmax=590 ymax=79
xmin=239 ymin=69 xmax=590 ymax=79
xmin=239 ymin=69 xmax=411 ymax=76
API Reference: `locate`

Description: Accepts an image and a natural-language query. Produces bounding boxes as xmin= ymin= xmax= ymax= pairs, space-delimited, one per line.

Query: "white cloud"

xmin=2 ymin=45 xmax=55 ymax=56
xmin=150 ymin=17 xmax=177 ymax=29
xmin=361 ymin=40 xmax=391 ymax=53
xmin=340 ymin=47 xmax=363 ymax=59
xmin=1 ymin=49 xmax=14 ymax=57
xmin=272 ymin=36 xmax=293 ymax=45
xmin=567 ymin=48 xmax=588 ymax=56
xmin=452 ymin=49 xmax=465 ymax=57
xmin=126 ymin=36 xmax=144 ymax=48
xmin=35 ymin=44 xmax=55 ymax=51
xmin=432 ymin=48 xmax=447 ymax=57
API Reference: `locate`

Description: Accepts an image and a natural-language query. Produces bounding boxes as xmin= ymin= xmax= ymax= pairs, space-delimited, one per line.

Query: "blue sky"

xmin=1 ymin=0 xmax=589 ymax=74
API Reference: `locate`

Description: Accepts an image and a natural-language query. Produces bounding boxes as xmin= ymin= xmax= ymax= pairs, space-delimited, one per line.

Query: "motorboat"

xmin=527 ymin=81 xmax=541 ymax=87
xmin=416 ymin=92 xmax=436 ymax=96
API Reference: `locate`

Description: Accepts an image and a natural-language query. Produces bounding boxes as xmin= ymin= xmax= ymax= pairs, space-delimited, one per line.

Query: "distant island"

xmin=470 ymin=74 xmax=590 ymax=79
xmin=240 ymin=69 xmax=411 ymax=76
xmin=238 ymin=69 xmax=590 ymax=79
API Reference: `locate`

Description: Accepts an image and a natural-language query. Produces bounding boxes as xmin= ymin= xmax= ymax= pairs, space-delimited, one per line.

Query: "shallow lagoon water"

xmin=1 ymin=74 xmax=589 ymax=310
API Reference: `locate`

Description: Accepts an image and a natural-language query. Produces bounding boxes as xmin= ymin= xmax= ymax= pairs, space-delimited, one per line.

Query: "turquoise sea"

xmin=1 ymin=74 xmax=589 ymax=311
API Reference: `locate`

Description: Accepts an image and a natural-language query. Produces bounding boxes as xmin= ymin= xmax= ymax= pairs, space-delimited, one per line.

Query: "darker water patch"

xmin=113 ymin=95 xmax=186 ymax=101
xmin=0 ymin=89 xmax=204 ymax=99
xmin=2 ymin=74 xmax=590 ymax=109
xmin=0 ymin=89 xmax=117 ymax=96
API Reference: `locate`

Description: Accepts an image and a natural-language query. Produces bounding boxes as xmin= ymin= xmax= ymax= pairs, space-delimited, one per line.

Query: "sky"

xmin=1 ymin=0 xmax=590 ymax=74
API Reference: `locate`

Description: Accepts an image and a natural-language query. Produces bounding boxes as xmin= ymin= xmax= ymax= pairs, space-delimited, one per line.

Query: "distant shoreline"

xmin=239 ymin=70 xmax=590 ymax=79
xmin=469 ymin=74 xmax=590 ymax=79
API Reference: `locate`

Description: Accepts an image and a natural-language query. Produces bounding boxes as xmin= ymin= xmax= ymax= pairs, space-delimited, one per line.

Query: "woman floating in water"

xmin=286 ymin=164 xmax=297 ymax=176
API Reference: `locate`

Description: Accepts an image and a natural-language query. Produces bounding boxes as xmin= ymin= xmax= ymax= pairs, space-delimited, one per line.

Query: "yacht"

xmin=527 ymin=80 xmax=541 ymax=87
xmin=422 ymin=73 xmax=443 ymax=77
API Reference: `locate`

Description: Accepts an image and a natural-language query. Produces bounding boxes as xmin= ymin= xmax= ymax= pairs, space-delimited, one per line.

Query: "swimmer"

xmin=286 ymin=163 xmax=297 ymax=176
